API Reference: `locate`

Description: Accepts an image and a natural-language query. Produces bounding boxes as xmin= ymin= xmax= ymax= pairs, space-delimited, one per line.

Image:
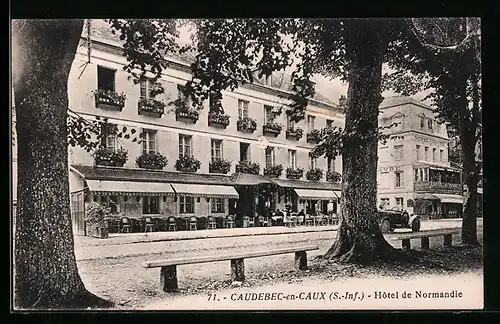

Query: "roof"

xmin=84 ymin=19 xmax=336 ymax=106
xmin=231 ymin=173 xmax=273 ymax=186
xmin=379 ymin=96 xmax=432 ymax=110
xmin=71 ymin=165 xmax=234 ymax=185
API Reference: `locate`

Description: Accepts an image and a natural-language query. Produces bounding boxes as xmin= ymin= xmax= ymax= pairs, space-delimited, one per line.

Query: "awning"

xmin=434 ymin=194 xmax=464 ymax=204
xmin=171 ymin=183 xmax=239 ymax=199
xmin=294 ymin=189 xmax=341 ymax=200
xmin=415 ymin=193 xmax=440 ymax=200
xmin=86 ymin=180 xmax=175 ymax=196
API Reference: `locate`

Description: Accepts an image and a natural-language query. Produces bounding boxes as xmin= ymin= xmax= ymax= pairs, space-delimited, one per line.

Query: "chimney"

xmin=338 ymin=95 xmax=346 ymax=107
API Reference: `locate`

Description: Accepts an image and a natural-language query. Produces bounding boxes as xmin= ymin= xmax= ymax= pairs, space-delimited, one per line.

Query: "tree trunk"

xmin=324 ymin=21 xmax=396 ymax=264
xmin=12 ymin=20 xmax=112 ymax=309
xmin=459 ymin=74 xmax=480 ymax=246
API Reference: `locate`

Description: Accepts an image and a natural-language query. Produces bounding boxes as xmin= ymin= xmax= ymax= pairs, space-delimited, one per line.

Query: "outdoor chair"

xmin=258 ymin=216 xmax=269 ymax=227
xmin=244 ymin=216 xmax=255 ymax=227
xmin=167 ymin=217 xmax=177 ymax=231
xmin=144 ymin=217 xmax=155 ymax=233
xmin=207 ymin=216 xmax=217 ymax=229
xmin=120 ymin=217 xmax=132 ymax=233
xmin=225 ymin=215 xmax=235 ymax=228
xmin=305 ymin=217 xmax=313 ymax=226
xmin=189 ymin=216 xmax=198 ymax=231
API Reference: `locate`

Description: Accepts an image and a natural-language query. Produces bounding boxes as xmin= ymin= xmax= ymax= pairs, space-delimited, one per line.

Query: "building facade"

xmin=377 ymin=96 xmax=464 ymax=219
xmin=68 ymin=20 xmax=343 ymax=234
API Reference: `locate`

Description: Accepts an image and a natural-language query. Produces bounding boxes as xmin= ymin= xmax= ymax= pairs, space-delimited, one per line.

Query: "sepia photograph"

xmin=11 ymin=18 xmax=483 ymax=311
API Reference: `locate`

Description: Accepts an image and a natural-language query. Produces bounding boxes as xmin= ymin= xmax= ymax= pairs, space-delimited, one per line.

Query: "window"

xmin=379 ymin=146 xmax=390 ymax=162
xmin=103 ymin=195 xmax=120 ymax=214
xmin=139 ymin=78 xmax=155 ymax=99
xmin=143 ymin=196 xmax=159 ymax=214
xmin=307 ymin=115 xmax=315 ymax=132
xmin=264 ymin=105 xmax=274 ymax=123
xmin=101 ymin=123 xmax=119 ymax=152
xmin=419 ymin=115 xmax=425 ymax=129
xmin=288 ymin=150 xmax=297 ymax=168
xmin=265 ymin=146 xmax=275 ymax=167
xmin=178 ymin=134 xmax=192 ymax=157
xmin=440 ymin=149 xmax=444 ymax=162
xmin=394 ymin=145 xmax=404 ymax=161
xmin=211 ymin=198 xmax=225 ymax=213
xmin=309 ymin=155 xmax=317 ymax=169
xmin=327 ymin=157 xmax=335 ymax=172
xmin=142 ymin=129 xmax=157 ymax=154
xmin=238 ymin=99 xmax=249 ymax=119
xmin=286 ymin=115 xmax=295 ymax=129
xmin=179 ymin=196 xmax=195 ymax=214
xmin=211 ymin=139 xmax=223 ymax=161
xmin=97 ymin=66 xmax=115 ymax=92
xmin=416 ymin=145 xmax=420 ymax=161
xmin=395 ymin=171 xmax=403 ymax=188
xmin=424 ymin=146 xmax=429 ymax=161
xmin=240 ymin=142 xmax=250 ymax=162
xmin=209 ymin=92 xmax=221 ymax=112
xmin=177 ymin=84 xmax=190 ymax=104
xmin=326 ymin=119 xmax=333 ymax=128
xmin=432 ymin=148 xmax=437 ymax=162
xmin=424 ymin=168 xmax=429 ymax=181
xmin=395 ymin=197 xmax=404 ymax=209
xmin=428 ymin=118 xmax=433 ymax=131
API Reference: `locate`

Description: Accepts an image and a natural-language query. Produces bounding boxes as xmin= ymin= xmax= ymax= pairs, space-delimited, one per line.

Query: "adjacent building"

xmin=377 ymin=96 xmax=464 ymax=219
xmin=68 ymin=20 xmax=343 ymax=234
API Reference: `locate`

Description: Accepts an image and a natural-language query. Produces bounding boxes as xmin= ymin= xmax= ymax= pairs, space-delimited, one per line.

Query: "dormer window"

xmin=428 ymin=118 xmax=433 ymax=131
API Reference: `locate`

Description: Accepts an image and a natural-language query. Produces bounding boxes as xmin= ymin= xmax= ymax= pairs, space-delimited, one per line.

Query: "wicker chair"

xmin=207 ymin=216 xmax=217 ymax=229
xmin=144 ymin=216 xmax=155 ymax=232
xmin=225 ymin=215 xmax=235 ymax=228
xmin=167 ymin=216 xmax=177 ymax=231
xmin=189 ymin=216 xmax=198 ymax=231
xmin=120 ymin=217 xmax=132 ymax=233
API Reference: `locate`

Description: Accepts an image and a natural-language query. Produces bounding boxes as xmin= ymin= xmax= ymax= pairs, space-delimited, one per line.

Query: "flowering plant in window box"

xmin=306 ymin=129 xmax=321 ymax=143
xmin=264 ymin=164 xmax=283 ymax=178
xmin=235 ymin=161 xmax=260 ymax=175
xmin=306 ymin=168 xmax=323 ymax=181
xmin=93 ymin=89 xmax=126 ymax=110
xmin=286 ymin=127 xmax=303 ymax=140
xmin=286 ymin=167 xmax=304 ymax=180
xmin=208 ymin=113 xmax=230 ymax=128
xmin=263 ymin=122 xmax=283 ymax=137
xmin=175 ymin=154 xmax=201 ymax=172
xmin=174 ymin=99 xmax=199 ymax=122
xmin=136 ymin=152 xmax=168 ymax=170
xmin=94 ymin=147 xmax=128 ymax=167
xmin=209 ymin=158 xmax=232 ymax=174
xmin=237 ymin=117 xmax=257 ymax=133
xmin=326 ymin=170 xmax=341 ymax=183
xmin=138 ymin=97 xmax=165 ymax=118
xmin=84 ymin=203 xmax=110 ymax=239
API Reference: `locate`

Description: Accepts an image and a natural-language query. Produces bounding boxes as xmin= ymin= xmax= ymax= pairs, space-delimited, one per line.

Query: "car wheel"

xmin=411 ymin=219 xmax=421 ymax=232
xmin=402 ymin=211 xmax=409 ymax=224
xmin=380 ymin=219 xmax=391 ymax=234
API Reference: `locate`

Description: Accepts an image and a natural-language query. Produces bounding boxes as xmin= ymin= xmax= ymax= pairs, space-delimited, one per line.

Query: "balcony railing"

xmin=414 ymin=181 xmax=462 ymax=194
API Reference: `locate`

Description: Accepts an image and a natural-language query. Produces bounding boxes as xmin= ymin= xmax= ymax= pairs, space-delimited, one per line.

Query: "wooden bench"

xmin=141 ymin=244 xmax=319 ymax=292
xmin=390 ymin=228 xmax=460 ymax=251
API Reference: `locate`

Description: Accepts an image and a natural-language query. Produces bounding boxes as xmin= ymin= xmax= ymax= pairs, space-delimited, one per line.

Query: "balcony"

xmin=306 ymin=129 xmax=321 ymax=144
xmin=262 ymin=122 xmax=283 ymax=137
xmin=286 ymin=127 xmax=303 ymax=140
xmin=286 ymin=167 xmax=304 ymax=180
xmin=94 ymin=89 xmax=126 ymax=111
xmin=237 ymin=117 xmax=257 ymax=133
xmin=414 ymin=181 xmax=462 ymax=194
xmin=138 ymin=98 xmax=165 ymax=118
xmin=208 ymin=113 xmax=230 ymax=128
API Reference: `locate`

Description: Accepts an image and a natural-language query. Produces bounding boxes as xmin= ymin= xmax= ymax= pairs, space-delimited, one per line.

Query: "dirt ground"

xmin=78 ymin=223 xmax=483 ymax=310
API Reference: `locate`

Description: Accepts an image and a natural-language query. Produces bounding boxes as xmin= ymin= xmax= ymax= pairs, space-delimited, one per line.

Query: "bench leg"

xmin=160 ymin=265 xmax=178 ymax=292
xmin=421 ymin=237 xmax=430 ymax=250
xmin=230 ymin=258 xmax=245 ymax=282
xmin=294 ymin=251 xmax=307 ymax=270
xmin=402 ymin=239 xmax=411 ymax=251
xmin=444 ymin=234 xmax=452 ymax=247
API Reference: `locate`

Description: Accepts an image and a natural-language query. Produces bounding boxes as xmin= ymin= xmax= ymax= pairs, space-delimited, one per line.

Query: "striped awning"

xmin=294 ymin=189 xmax=341 ymax=200
xmin=86 ymin=180 xmax=175 ymax=196
xmin=171 ymin=183 xmax=239 ymax=199
xmin=433 ymin=194 xmax=465 ymax=204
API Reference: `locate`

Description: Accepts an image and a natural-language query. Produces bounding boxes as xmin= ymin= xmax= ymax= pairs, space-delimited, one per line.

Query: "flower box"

xmin=175 ymin=106 xmax=199 ymax=123
xmin=306 ymin=129 xmax=321 ymax=143
xmin=136 ymin=152 xmax=168 ymax=170
xmin=138 ymin=98 xmax=165 ymax=118
xmin=175 ymin=155 xmax=201 ymax=172
xmin=306 ymin=168 xmax=324 ymax=181
xmin=286 ymin=167 xmax=304 ymax=180
xmin=94 ymin=148 xmax=128 ymax=167
xmin=209 ymin=158 xmax=232 ymax=174
xmin=286 ymin=127 xmax=304 ymax=140
xmin=235 ymin=161 xmax=260 ymax=175
xmin=326 ymin=170 xmax=342 ymax=183
xmin=262 ymin=122 xmax=283 ymax=137
xmin=208 ymin=113 xmax=230 ymax=128
xmin=264 ymin=164 xmax=283 ymax=178
xmin=237 ymin=117 xmax=257 ymax=133
xmin=94 ymin=89 xmax=126 ymax=111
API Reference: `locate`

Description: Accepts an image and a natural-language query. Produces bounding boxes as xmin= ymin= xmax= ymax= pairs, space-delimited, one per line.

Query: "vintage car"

xmin=378 ymin=207 xmax=421 ymax=233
